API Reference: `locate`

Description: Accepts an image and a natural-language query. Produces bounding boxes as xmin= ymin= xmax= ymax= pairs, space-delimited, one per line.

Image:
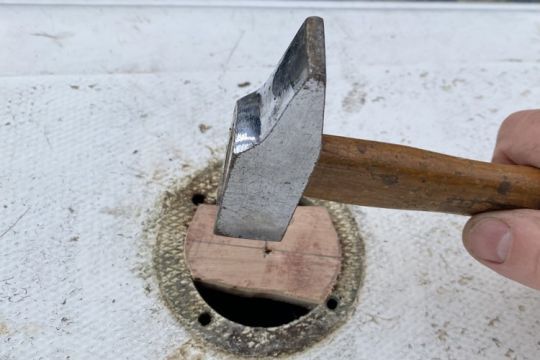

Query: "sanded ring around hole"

xmin=152 ymin=161 xmax=366 ymax=357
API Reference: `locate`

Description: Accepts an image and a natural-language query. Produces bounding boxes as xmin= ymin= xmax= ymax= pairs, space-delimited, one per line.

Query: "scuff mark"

xmin=218 ymin=30 xmax=246 ymax=87
xmin=0 ymin=207 xmax=30 ymax=239
xmin=30 ymin=32 xmax=74 ymax=47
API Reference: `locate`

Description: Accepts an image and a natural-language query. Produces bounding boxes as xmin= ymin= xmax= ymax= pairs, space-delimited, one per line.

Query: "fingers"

xmin=462 ymin=110 xmax=540 ymax=289
xmin=493 ymin=109 xmax=540 ymax=167
xmin=463 ymin=209 xmax=540 ymax=290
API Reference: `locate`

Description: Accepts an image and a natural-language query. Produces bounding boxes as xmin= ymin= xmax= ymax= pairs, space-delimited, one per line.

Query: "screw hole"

xmin=198 ymin=312 xmax=212 ymax=326
xmin=191 ymin=193 xmax=206 ymax=205
xmin=326 ymin=297 xmax=338 ymax=310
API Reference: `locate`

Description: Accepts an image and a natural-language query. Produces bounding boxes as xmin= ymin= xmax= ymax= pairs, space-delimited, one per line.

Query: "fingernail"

xmin=466 ymin=218 xmax=512 ymax=263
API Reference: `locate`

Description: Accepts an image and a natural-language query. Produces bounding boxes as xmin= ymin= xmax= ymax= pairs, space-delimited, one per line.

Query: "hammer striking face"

xmin=215 ymin=17 xmax=326 ymax=241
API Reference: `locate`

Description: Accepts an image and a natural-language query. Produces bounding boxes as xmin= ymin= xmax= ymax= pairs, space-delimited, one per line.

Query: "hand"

xmin=462 ymin=110 xmax=540 ymax=290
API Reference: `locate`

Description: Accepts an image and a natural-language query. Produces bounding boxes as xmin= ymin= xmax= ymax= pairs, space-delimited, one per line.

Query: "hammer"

xmin=215 ymin=16 xmax=540 ymax=242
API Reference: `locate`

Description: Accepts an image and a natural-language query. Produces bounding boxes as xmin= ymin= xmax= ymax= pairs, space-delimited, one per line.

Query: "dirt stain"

xmin=342 ymin=82 xmax=366 ymax=113
xmin=198 ymin=124 xmax=211 ymax=133
xmin=167 ymin=339 xmax=210 ymax=360
xmin=100 ymin=206 xmax=134 ymax=218
xmin=0 ymin=323 xmax=8 ymax=336
xmin=497 ymin=181 xmax=511 ymax=195
xmin=458 ymin=275 xmax=474 ymax=286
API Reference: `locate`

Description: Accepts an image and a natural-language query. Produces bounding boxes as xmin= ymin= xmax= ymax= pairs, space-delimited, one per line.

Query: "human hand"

xmin=462 ymin=110 xmax=540 ymax=290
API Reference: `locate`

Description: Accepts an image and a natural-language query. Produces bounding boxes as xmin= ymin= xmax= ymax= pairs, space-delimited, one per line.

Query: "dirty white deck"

xmin=2 ymin=1 xmax=540 ymax=359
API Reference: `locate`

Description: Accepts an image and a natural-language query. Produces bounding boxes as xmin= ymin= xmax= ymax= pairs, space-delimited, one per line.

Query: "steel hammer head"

xmin=215 ymin=17 xmax=326 ymax=241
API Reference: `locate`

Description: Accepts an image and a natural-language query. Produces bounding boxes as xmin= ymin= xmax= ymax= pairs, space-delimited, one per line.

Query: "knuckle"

xmin=496 ymin=110 xmax=540 ymax=154
xmin=500 ymin=109 xmax=540 ymax=133
xmin=500 ymin=111 xmax=525 ymax=132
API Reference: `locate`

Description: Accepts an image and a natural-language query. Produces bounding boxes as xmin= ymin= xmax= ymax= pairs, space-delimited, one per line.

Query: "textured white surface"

xmin=2 ymin=2 xmax=540 ymax=359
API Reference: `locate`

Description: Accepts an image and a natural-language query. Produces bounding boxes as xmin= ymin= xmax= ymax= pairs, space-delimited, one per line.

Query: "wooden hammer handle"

xmin=305 ymin=135 xmax=540 ymax=215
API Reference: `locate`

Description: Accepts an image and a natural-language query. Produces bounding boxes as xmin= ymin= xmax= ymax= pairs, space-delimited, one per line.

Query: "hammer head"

xmin=214 ymin=17 xmax=326 ymax=241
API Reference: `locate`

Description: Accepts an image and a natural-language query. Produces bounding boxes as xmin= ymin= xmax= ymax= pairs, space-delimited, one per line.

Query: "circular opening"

xmin=326 ymin=297 xmax=338 ymax=310
xmin=197 ymin=311 xmax=212 ymax=326
xmin=191 ymin=193 xmax=206 ymax=205
xmin=153 ymin=161 xmax=365 ymax=357
xmin=194 ymin=281 xmax=310 ymax=327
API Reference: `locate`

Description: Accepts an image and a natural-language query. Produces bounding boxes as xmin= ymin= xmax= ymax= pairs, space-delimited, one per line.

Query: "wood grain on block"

xmin=185 ymin=204 xmax=341 ymax=306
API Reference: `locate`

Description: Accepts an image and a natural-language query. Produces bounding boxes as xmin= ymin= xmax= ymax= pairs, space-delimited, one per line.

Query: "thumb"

xmin=463 ymin=209 xmax=540 ymax=290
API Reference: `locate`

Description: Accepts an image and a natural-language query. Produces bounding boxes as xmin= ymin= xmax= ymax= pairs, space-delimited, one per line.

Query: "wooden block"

xmin=185 ymin=204 xmax=341 ymax=306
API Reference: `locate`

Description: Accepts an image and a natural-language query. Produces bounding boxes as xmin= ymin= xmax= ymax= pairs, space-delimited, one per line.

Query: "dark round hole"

xmin=326 ymin=297 xmax=338 ymax=310
xmin=194 ymin=281 xmax=310 ymax=327
xmin=198 ymin=312 xmax=212 ymax=326
xmin=191 ymin=193 xmax=206 ymax=205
